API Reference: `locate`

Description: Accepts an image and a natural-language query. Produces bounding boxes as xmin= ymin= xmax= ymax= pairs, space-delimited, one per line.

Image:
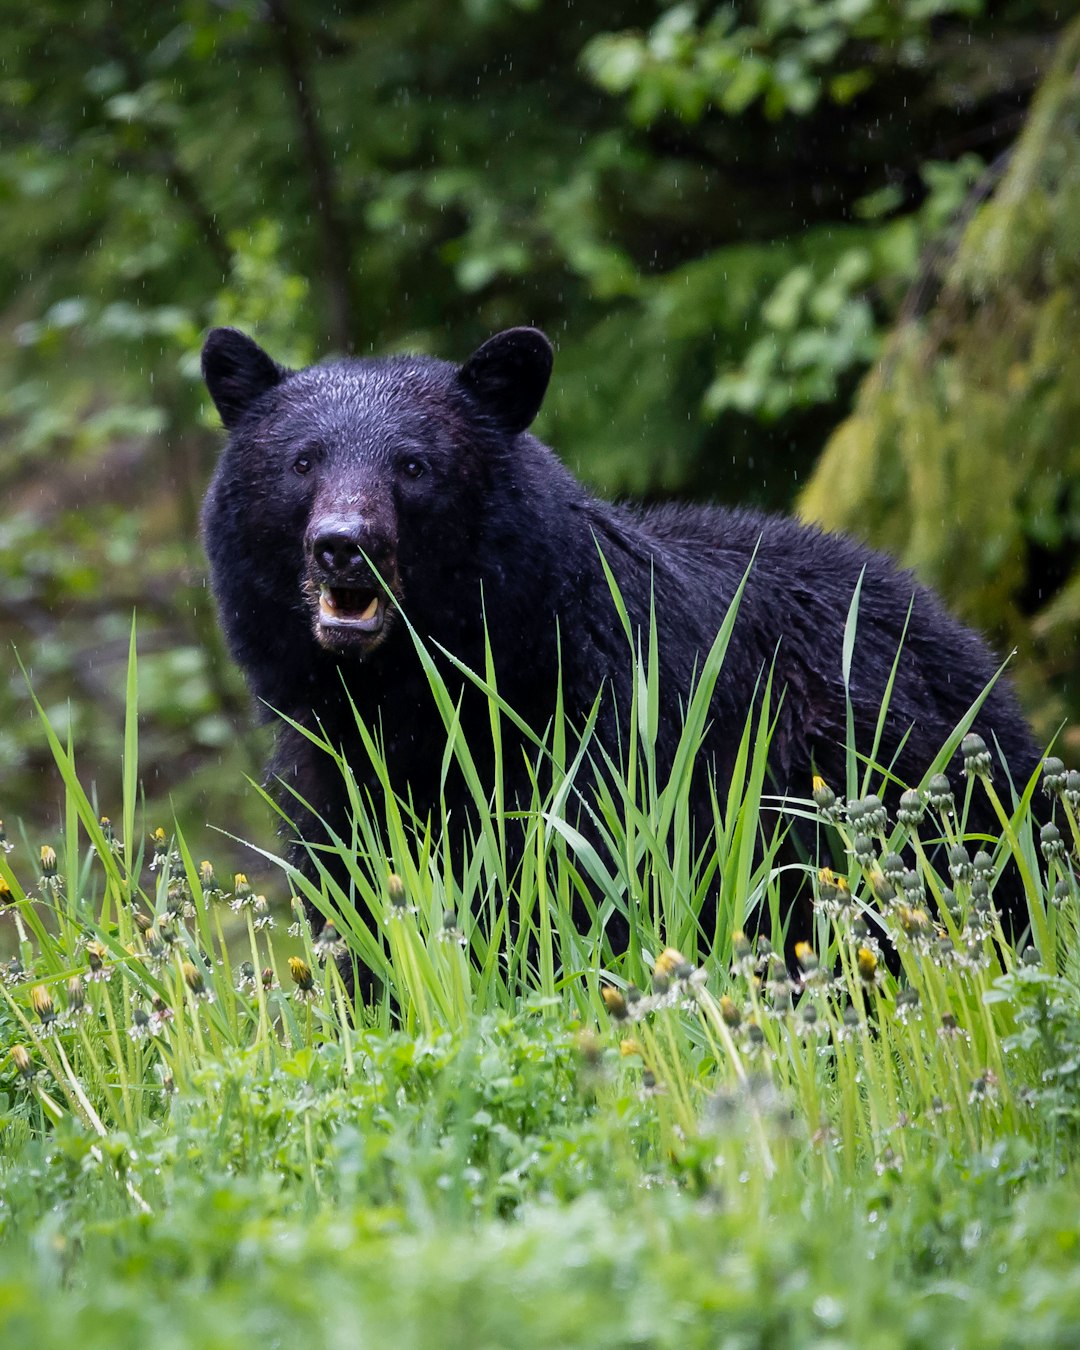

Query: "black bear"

xmin=201 ymin=325 xmax=1040 ymax=944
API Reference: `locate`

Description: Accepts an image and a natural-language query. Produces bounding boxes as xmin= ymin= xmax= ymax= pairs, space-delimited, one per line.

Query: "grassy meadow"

xmin=3 ymin=601 xmax=1080 ymax=1348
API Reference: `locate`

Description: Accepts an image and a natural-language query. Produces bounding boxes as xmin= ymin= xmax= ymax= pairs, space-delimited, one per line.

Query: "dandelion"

xmin=0 ymin=820 xmax=12 ymax=854
xmin=85 ymin=940 xmax=112 ymax=983
xmin=230 ymin=873 xmax=255 ymax=911
xmin=261 ymin=967 xmax=279 ymax=991
xmin=880 ymin=852 xmax=906 ymax=884
xmin=897 ymin=906 xmax=933 ymax=950
xmin=640 ymin=1068 xmax=665 ymax=1097
xmin=718 ymin=994 xmax=742 ymax=1029
xmin=385 ymin=872 xmax=417 ymax=918
xmin=938 ymin=1010 xmax=969 ymax=1041
xmin=99 ymin=816 xmax=123 ymax=854
xmin=0 ymin=876 xmax=13 ymax=908
xmin=795 ymin=942 xmax=818 ymax=975
xmin=851 ymin=834 xmax=876 ymax=867
xmin=816 ymin=869 xmax=852 ymax=917
xmin=948 ymin=844 xmax=973 ymax=884
xmin=143 ymin=927 xmax=167 ymax=970
xmin=755 ymin=935 xmax=779 ymax=973
xmin=39 ymin=845 xmax=62 ymax=896
xmin=148 ymin=996 xmax=174 ymax=1033
xmin=654 ymin=947 xmax=694 ymax=983
xmin=961 ymin=733 xmax=993 ymax=779
xmin=11 ymin=1045 xmax=34 ymax=1083
xmin=927 ymin=774 xmax=954 ymax=815
xmin=2 ymin=956 xmax=27 ymax=985
xmin=730 ymin=928 xmax=755 ymax=975
xmin=129 ymin=1007 xmax=151 ymax=1041
xmin=869 ymin=868 xmax=896 ymax=908
xmin=287 ymin=895 xmax=310 ymax=937
xmin=875 ymin=1146 xmax=902 ymax=1177
xmin=849 ymin=794 xmax=887 ymax=836
xmin=182 ymin=960 xmax=214 ymax=1003
xmin=972 ymin=850 xmax=995 ymax=880
xmin=899 ymin=869 xmax=925 ymax=905
xmin=1042 ymin=756 xmax=1066 ymax=797
xmin=970 ymin=876 xmax=992 ymax=908
xmin=438 ymin=908 xmax=466 ymax=946
xmin=895 ymin=987 xmax=921 ymax=1023
xmin=812 ymin=775 xmax=843 ymax=822
xmin=30 ymin=984 xmax=57 ymax=1029
xmin=313 ymin=920 xmax=346 ymax=961
xmin=1040 ymin=823 xmax=1066 ymax=865
xmin=252 ymin=895 xmax=275 ymax=931
xmin=165 ymin=878 xmax=194 ymax=920
xmin=575 ymin=1029 xmax=602 ymax=1066
xmin=850 ymin=916 xmax=881 ymax=959
xmin=64 ymin=977 xmax=87 ymax=1023
xmin=601 ymin=986 xmax=629 ymax=1021
xmin=1021 ymin=945 xmax=1041 ymax=968
xmin=968 ymin=1070 xmax=999 ymax=1105
xmin=766 ymin=979 xmax=793 ymax=1018
xmin=618 ymin=1038 xmax=644 ymax=1058
xmin=149 ymin=827 xmax=172 ymax=872
xmin=1066 ymin=771 xmax=1080 ymax=812
xmin=968 ymin=886 xmax=994 ymax=938
xmin=962 ymin=938 xmax=990 ymax=973
xmin=1052 ymin=876 xmax=1074 ymax=908
xmin=837 ymin=1004 xmax=862 ymax=1040
xmin=288 ymin=955 xmax=317 ymax=1000
xmin=199 ymin=860 xmax=226 ymax=903
xmin=897 ymin=789 xmax=925 ymax=828
xmin=856 ymin=946 xmax=879 ymax=985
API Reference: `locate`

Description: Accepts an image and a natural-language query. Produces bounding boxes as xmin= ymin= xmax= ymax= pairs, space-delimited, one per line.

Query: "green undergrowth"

xmin=4 ymin=599 xmax=1080 ymax=1346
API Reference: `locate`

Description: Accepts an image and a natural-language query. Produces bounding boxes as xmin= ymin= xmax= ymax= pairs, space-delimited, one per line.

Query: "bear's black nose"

xmin=313 ymin=528 xmax=366 ymax=575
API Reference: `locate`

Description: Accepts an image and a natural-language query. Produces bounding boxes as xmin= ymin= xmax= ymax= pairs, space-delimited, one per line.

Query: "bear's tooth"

xmin=359 ymin=595 xmax=379 ymax=622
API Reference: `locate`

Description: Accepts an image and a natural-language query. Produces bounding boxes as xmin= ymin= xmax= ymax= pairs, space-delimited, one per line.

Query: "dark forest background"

xmin=2 ymin=0 xmax=1077 ymax=862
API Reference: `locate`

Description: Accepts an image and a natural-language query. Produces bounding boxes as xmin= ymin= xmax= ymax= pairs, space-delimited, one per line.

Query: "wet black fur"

xmin=201 ymin=326 xmax=1040 ymax=948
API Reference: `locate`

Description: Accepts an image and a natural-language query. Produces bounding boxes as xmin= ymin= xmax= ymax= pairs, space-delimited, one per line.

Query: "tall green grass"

xmin=1 ymin=581 xmax=1076 ymax=1182
xmin=6 ymin=589 xmax=1080 ymax=1345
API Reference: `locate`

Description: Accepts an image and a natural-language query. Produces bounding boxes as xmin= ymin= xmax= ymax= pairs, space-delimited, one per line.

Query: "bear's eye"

xmin=292 ymin=455 xmax=313 ymax=476
xmin=400 ymin=458 xmax=425 ymax=480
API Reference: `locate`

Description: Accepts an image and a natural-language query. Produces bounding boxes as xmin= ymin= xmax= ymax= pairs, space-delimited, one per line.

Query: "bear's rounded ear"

xmin=457 ymin=327 xmax=553 ymax=435
xmin=202 ymin=328 xmax=288 ymax=430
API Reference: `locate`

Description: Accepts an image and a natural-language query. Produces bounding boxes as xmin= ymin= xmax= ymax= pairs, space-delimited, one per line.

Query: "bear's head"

xmin=201 ymin=327 xmax=553 ymax=663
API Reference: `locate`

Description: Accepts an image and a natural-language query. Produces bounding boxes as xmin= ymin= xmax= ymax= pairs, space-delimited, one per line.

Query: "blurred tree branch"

xmin=265 ymin=0 xmax=354 ymax=351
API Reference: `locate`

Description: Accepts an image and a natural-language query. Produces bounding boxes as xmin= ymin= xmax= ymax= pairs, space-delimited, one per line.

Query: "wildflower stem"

xmin=244 ymin=908 xmax=273 ymax=1068
xmin=52 ymin=1034 xmax=108 ymax=1136
xmin=981 ymin=776 xmax=1049 ymax=960
xmin=96 ymin=973 xmax=136 ymax=1134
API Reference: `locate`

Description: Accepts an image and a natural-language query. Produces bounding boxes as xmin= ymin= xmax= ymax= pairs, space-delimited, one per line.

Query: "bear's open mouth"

xmin=318 ymin=584 xmax=386 ymax=633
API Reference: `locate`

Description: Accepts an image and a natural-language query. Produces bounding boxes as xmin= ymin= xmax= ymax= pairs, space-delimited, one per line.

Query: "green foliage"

xmin=800 ymin=15 xmax=1080 ymax=741
xmin=3 ymin=618 xmax=1080 ymax=1344
xmin=583 ymin=0 xmax=985 ymax=124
